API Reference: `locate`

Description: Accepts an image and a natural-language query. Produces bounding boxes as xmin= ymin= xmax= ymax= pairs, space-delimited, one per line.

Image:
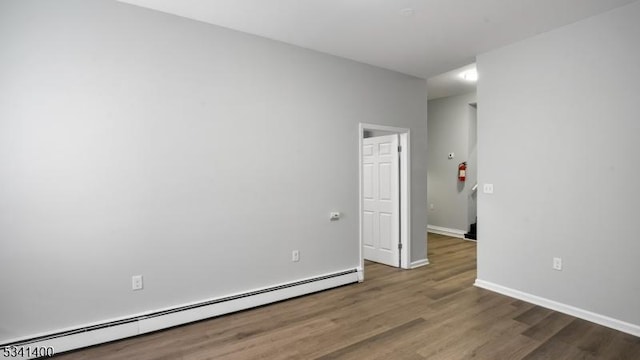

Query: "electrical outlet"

xmin=483 ymin=184 xmax=494 ymax=194
xmin=429 ymin=203 xmax=435 ymax=210
xmin=553 ymin=257 xmax=562 ymax=271
xmin=292 ymin=250 xmax=300 ymax=262
xmin=132 ymin=275 xmax=143 ymax=290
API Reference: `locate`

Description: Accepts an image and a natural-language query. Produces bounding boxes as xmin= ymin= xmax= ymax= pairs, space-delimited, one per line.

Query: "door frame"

xmin=358 ymin=123 xmax=411 ymax=277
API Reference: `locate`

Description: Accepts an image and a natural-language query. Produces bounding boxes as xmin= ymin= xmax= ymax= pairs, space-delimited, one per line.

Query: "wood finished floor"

xmin=55 ymin=233 xmax=640 ymax=359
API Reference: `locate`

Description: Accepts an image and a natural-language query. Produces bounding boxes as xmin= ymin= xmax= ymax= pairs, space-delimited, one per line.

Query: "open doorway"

xmin=358 ymin=123 xmax=411 ymax=273
xmin=466 ymin=103 xmax=478 ymax=240
xmin=426 ymin=63 xmax=478 ymax=244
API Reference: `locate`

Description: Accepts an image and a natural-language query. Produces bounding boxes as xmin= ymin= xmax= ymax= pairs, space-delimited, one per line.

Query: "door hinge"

xmin=398 ymin=145 xmax=402 ymax=152
xmin=398 ymin=243 xmax=403 ymax=250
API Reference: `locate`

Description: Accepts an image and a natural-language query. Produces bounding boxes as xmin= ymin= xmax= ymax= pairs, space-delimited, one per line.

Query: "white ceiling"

xmin=118 ymin=0 xmax=636 ymax=79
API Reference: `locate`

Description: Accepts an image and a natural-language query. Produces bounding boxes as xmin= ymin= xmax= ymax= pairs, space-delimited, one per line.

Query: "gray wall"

xmin=427 ymin=92 xmax=477 ymax=232
xmin=477 ymin=1 xmax=640 ymax=326
xmin=0 ymin=0 xmax=427 ymax=341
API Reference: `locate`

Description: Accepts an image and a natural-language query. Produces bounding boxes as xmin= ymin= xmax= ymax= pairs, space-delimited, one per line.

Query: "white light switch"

xmin=132 ymin=275 xmax=143 ymax=291
xmin=553 ymin=257 xmax=563 ymax=271
xmin=483 ymin=184 xmax=494 ymax=194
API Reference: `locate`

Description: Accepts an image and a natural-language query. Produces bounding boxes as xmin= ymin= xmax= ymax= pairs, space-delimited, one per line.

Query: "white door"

xmin=362 ymin=134 xmax=400 ymax=267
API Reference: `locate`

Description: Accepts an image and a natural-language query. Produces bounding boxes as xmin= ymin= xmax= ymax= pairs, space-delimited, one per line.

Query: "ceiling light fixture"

xmin=399 ymin=8 xmax=415 ymax=17
xmin=460 ymin=68 xmax=478 ymax=82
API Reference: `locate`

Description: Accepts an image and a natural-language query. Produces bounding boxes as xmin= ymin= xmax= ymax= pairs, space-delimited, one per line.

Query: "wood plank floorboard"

xmin=54 ymin=234 xmax=640 ymax=359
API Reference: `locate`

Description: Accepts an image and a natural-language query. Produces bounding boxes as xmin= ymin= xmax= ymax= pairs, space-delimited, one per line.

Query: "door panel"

xmin=362 ymin=134 xmax=399 ymax=267
xmin=363 ymin=144 xmax=374 ymax=156
xmin=363 ymin=164 xmax=374 ymax=199
xmin=379 ymin=163 xmax=392 ymax=200
xmin=363 ymin=211 xmax=374 ymax=247
xmin=379 ymin=212 xmax=393 ymax=250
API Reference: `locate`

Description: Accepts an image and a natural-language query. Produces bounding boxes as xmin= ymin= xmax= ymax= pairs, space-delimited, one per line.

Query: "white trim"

xmin=3 ymin=270 xmax=359 ymax=359
xmin=358 ymin=124 xmax=364 ymax=276
xmin=410 ymin=259 xmax=429 ymax=269
xmin=358 ymin=123 xmax=412 ymax=272
xmin=427 ymin=225 xmax=466 ymax=238
xmin=399 ymin=132 xmax=411 ymax=269
xmin=474 ymin=279 xmax=640 ymax=337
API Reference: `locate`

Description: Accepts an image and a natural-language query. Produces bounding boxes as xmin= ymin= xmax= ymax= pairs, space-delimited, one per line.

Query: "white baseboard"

xmin=356 ymin=267 xmax=364 ymax=282
xmin=474 ymin=279 xmax=640 ymax=337
xmin=2 ymin=269 xmax=359 ymax=359
xmin=427 ymin=225 xmax=466 ymax=238
xmin=410 ymin=259 xmax=430 ymax=269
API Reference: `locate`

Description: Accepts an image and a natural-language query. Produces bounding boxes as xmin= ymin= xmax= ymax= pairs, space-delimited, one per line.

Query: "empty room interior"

xmin=1 ymin=0 xmax=640 ymax=359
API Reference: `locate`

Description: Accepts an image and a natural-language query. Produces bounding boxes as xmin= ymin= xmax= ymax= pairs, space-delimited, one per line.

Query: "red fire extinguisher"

xmin=458 ymin=162 xmax=467 ymax=182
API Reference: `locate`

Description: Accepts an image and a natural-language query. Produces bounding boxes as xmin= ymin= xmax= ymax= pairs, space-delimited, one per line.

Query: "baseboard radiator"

xmin=0 ymin=269 xmax=360 ymax=359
